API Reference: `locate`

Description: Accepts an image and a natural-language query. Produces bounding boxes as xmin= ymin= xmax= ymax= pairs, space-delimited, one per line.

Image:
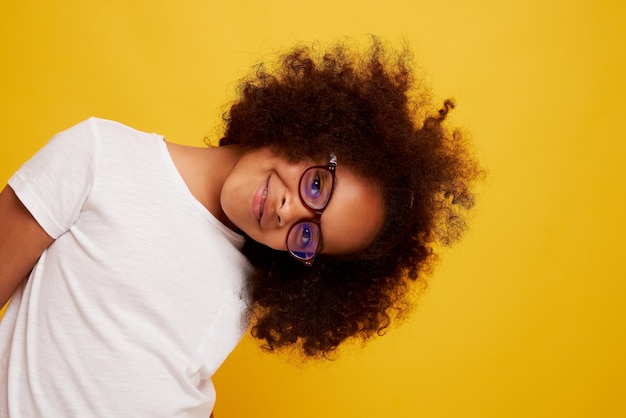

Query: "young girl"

xmin=0 ymin=40 xmax=481 ymax=416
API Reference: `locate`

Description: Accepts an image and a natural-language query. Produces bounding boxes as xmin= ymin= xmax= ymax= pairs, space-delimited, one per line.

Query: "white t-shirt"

xmin=0 ymin=118 xmax=251 ymax=417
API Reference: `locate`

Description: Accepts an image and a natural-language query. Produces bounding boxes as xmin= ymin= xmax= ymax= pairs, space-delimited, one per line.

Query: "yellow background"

xmin=1 ymin=1 xmax=625 ymax=417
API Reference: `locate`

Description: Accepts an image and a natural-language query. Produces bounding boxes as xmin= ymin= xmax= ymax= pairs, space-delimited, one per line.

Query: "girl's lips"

xmin=260 ymin=184 xmax=268 ymax=223
xmin=253 ymin=177 xmax=270 ymax=225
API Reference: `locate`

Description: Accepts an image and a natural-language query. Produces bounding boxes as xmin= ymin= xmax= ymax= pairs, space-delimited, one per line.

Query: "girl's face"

xmin=220 ymin=147 xmax=384 ymax=256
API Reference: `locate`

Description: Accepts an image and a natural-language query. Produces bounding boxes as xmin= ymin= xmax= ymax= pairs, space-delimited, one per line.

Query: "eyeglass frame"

xmin=286 ymin=153 xmax=337 ymax=267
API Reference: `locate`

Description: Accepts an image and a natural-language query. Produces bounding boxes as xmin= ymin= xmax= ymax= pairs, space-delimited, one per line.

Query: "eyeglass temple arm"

xmin=329 ymin=152 xmax=337 ymax=169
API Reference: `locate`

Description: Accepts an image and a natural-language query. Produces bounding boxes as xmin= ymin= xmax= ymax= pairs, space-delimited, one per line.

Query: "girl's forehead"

xmin=318 ymin=165 xmax=384 ymax=255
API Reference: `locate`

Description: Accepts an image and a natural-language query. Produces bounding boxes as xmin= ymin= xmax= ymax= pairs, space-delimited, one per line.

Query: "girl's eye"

xmin=309 ymin=174 xmax=322 ymax=197
xmin=300 ymin=224 xmax=312 ymax=246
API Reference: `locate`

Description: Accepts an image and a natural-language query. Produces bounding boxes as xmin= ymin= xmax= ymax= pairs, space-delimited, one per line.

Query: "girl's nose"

xmin=275 ymin=192 xmax=314 ymax=227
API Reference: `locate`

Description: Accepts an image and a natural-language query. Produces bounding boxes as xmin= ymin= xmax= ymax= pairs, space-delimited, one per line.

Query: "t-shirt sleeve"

xmin=8 ymin=117 xmax=101 ymax=239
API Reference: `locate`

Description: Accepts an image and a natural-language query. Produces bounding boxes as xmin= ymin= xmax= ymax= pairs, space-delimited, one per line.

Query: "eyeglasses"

xmin=286 ymin=153 xmax=337 ymax=266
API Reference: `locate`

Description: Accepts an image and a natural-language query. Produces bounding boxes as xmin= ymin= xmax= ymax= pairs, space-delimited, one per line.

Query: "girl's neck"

xmin=165 ymin=142 xmax=244 ymax=232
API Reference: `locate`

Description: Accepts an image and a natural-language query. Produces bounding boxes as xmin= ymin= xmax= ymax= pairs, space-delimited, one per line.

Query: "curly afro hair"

xmin=220 ymin=39 xmax=483 ymax=357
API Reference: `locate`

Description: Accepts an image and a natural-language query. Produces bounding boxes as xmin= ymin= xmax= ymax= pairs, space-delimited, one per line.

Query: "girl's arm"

xmin=0 ymin=185 xmax=54 ymax=308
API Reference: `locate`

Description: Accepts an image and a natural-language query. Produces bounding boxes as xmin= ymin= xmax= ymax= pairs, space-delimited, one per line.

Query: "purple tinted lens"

xmin=287 ymin=221 xmax=321 ymax=260
xmin=299 ymin=168 xmax=334 ymax=210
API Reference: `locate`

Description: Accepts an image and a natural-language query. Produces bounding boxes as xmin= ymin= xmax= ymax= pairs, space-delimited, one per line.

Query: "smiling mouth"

xmin=259 ymin=186 xmax=268 ymax=223
xmin=258 ymin=177 xmax=269 ymax=225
